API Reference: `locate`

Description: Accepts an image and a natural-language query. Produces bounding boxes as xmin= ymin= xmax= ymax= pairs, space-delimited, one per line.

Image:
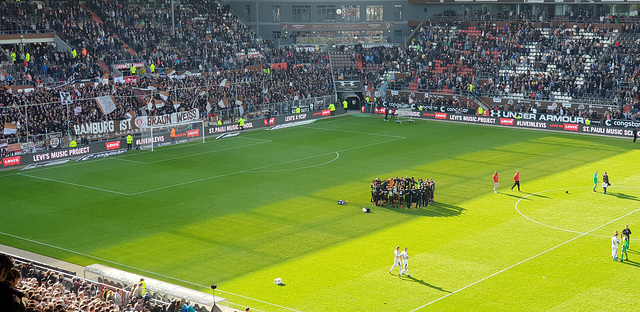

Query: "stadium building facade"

xmin=224 ymin=0 xmax=640 ymax=45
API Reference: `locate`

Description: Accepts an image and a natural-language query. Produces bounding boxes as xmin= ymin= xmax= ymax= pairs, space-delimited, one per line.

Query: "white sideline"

xmin=16 ymin=132 xmax=405 ymax=196
xmin=409 ymin=204 xmax=640 ymax=311
xmin=0 ymin=231 xmax=301 ymax=312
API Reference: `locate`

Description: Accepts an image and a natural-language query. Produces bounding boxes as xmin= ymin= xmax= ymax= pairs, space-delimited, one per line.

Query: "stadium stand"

xmin=1 ymin=0 xmax=640 ymax=152
xmin=3 ymin=0 xmax=640 ymax=310
xmin=0 ymin=250 xmax=235 ymax=312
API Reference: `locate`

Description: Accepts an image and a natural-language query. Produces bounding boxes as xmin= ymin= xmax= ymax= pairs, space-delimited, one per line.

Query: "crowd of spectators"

xmin=0 ymin=2 xmax=108 ymax=84
xmin=337 ymin=17 xmax=640 ymax=123
xmin=4 ymin=0 xmax=640 ymax=144
xmin=0 ymin=54 xmax=333 ymax=141
xmin=0 ymin=0 xmax=339 ymax=142
xmin=0 ymin=253 xmax=201 ymax=312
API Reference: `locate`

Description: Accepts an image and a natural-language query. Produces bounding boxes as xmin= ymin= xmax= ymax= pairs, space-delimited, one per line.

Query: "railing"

xmin=211 ymin=94 xmax=337 ymax=124
xmin=6 ymin=253 xmax=182 ymax=312
xmin=425 ymin=14 xmax=640 ymax=24
xmin=296 ymin=36 xmax=390 ymax=45
xmin=0 ymin=29 xmax=56 ymax=35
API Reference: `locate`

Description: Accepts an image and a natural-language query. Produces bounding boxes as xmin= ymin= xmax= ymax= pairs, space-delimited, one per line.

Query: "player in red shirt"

xmin=493 ymin=171 xmax=499 ymax=193
xmin=511 ymin=170 xmax=520 ymax=191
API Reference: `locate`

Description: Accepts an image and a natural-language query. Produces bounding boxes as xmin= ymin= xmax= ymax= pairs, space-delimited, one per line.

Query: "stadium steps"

xmin=329 ymin=48 xmax=359 ymax=79
xmin=98 ymin=59 xmax=110 ymax=77
xmin=84 ymin=5 xmax=137 ymax=57
xmin=0 ymin=65 xmax=8 ymax=79
xmin=81 ymin=4 xmax=104 ymax=25
xmin=408 ymin=82 xmax=419 ymax=92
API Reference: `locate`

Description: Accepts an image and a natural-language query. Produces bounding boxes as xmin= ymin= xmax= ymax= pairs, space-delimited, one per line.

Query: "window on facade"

xmin=272 ymin=6 xmax=280 ymax=22
xmin=317 ymin=5 xmax=336 ymax=22
xmin=394 ymin=4 xmax=403 ymax=21
xmin=293 ymin=5 xmax=311 ymax=22
xmin=244 ymin=5 xmax=250 ymax=17
xmin=366 ymin=5 xmax=383 ymax=22
xmin=342 ymin=5 xmax=360 ymax=22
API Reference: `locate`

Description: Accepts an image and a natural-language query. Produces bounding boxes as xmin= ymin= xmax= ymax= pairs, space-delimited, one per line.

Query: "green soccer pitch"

xmin=2 ymin=114 xmax=640 ymax=311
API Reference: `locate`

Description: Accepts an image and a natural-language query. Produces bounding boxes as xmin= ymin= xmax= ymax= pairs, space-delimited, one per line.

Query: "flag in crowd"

xmin=95 ymin=96 xmax=117 ymax=115
xmin=3 ymin=123 xmax=17 ymax=135
xmin=60 ymin=91 xmax=73 ymax=105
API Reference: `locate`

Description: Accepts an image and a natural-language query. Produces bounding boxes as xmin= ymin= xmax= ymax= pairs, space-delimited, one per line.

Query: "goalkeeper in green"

xmin=621 ymin=233 xmax=629 ymax=262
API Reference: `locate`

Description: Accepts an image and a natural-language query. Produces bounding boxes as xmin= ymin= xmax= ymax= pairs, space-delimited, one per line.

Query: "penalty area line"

xmin=410 ymin=204 xmax=640 ymax=311
xmin=0 ymin=231 xmax=302 ymax=312
xmin=17 ymin=173 xmax=130 ymax=196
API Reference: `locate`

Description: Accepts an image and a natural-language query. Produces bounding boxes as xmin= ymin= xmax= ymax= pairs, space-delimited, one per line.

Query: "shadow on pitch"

xmin=527 ymin=193 xmax=550 ymax=199
xmin=500 ymin=192 xmax=550 ymax=200
xmin=401 ymin=276 xmax=450 ymax=293
xmin=606 ymin=192 xmax=640 ymax=202
xmin=379 ymin=202 xmax=465 ymax=217
xmin=500 ymin=193 xmax=530 ymax=200
xmin=620 ymin=260 xmax=640 ymax=268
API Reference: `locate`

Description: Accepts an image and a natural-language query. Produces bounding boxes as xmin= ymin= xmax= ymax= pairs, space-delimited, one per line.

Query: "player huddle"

xmin=370 ymin=176 xmax=435 ymax=209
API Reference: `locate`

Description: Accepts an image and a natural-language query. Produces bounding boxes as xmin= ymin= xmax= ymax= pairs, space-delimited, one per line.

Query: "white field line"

xmin=113 ymin=158 xmax=147 ymax=164
xmin=301 ymin=125 xmax=407 ymax=139
xmin=409 ymin=202 xmax=640 ymax=311
xmin=130 ymin=135 xmax=405 ymax=195
xmin=17 ymin=173 xmax=130 ymax=196
xmin=251 ymin=152 xmax=340 ymax=173
xmin=515 ymin=186 xmax=640 ymax=240
xmin=0 ymin=137 xmax=272 ymax=177
xmin=131 ymin=134 xmax=271 ymax=154
xmin=142 ymin=140 xmax=272 ymax=164
xmin=16 ymin=132 xmax=404 ymax=196
xmin=128 ymin=152 xmax=342 ymax=195
xmin=0 ymin=231 xmax=301 ymax=312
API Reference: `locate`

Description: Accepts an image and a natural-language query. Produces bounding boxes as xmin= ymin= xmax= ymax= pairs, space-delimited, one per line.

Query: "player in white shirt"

xmin=612 ymin=231 xmax=620 ymax=261
xmin=400 ymin=247 xmax=410 ymax=277
xmin=389 ymin=246 xmax=402 ymax=275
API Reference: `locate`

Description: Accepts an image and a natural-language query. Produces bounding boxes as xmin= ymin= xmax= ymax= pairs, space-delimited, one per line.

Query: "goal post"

xmin=139 ymin=120 xmax=205 ymax=151
xmin=396 ymin=108 xmax=414 ymax=124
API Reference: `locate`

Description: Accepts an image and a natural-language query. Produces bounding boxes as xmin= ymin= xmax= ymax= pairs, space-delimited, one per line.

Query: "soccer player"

xmin=612 ymin=231 xmax=620 ymax=261
xmin=371 ymin=179 xmax=378 ymax=204
xmin=620 ymin=233 xmax=629 ymax=262
xmin=404 ymin=186 xmax=412 ymax=209
xmin=602 ymin=171 xmax=610 ymax=194
xmin=593 ymin=170 xmax=598 ymax=192
xmin=389 ymin=246 xmax=402 ymax=275
xmin=622 ymin=225 xmax=632 ymax=247
xmin=511 ymin=170 xmax=520 ymax=192
xmin=493 ymin=171 xmax=499 ymax=193
xmin=400 ymin=247 xmax=410 ymax=277
xmin=429 ymin=179 xmax=435 ymax=203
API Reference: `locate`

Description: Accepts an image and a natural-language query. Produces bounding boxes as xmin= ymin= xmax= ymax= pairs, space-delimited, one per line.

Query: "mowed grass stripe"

xmin=1 ymin=117 xmax=639 ymax=311
xmin=219 ymin=150 xmax=640 ymax=311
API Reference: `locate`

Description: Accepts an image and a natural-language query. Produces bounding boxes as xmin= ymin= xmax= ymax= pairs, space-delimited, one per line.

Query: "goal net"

xmin=139 ymin=120 xmax=205 ymax=151
xmin=396 ymin=108 xmax=414 ymax=124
